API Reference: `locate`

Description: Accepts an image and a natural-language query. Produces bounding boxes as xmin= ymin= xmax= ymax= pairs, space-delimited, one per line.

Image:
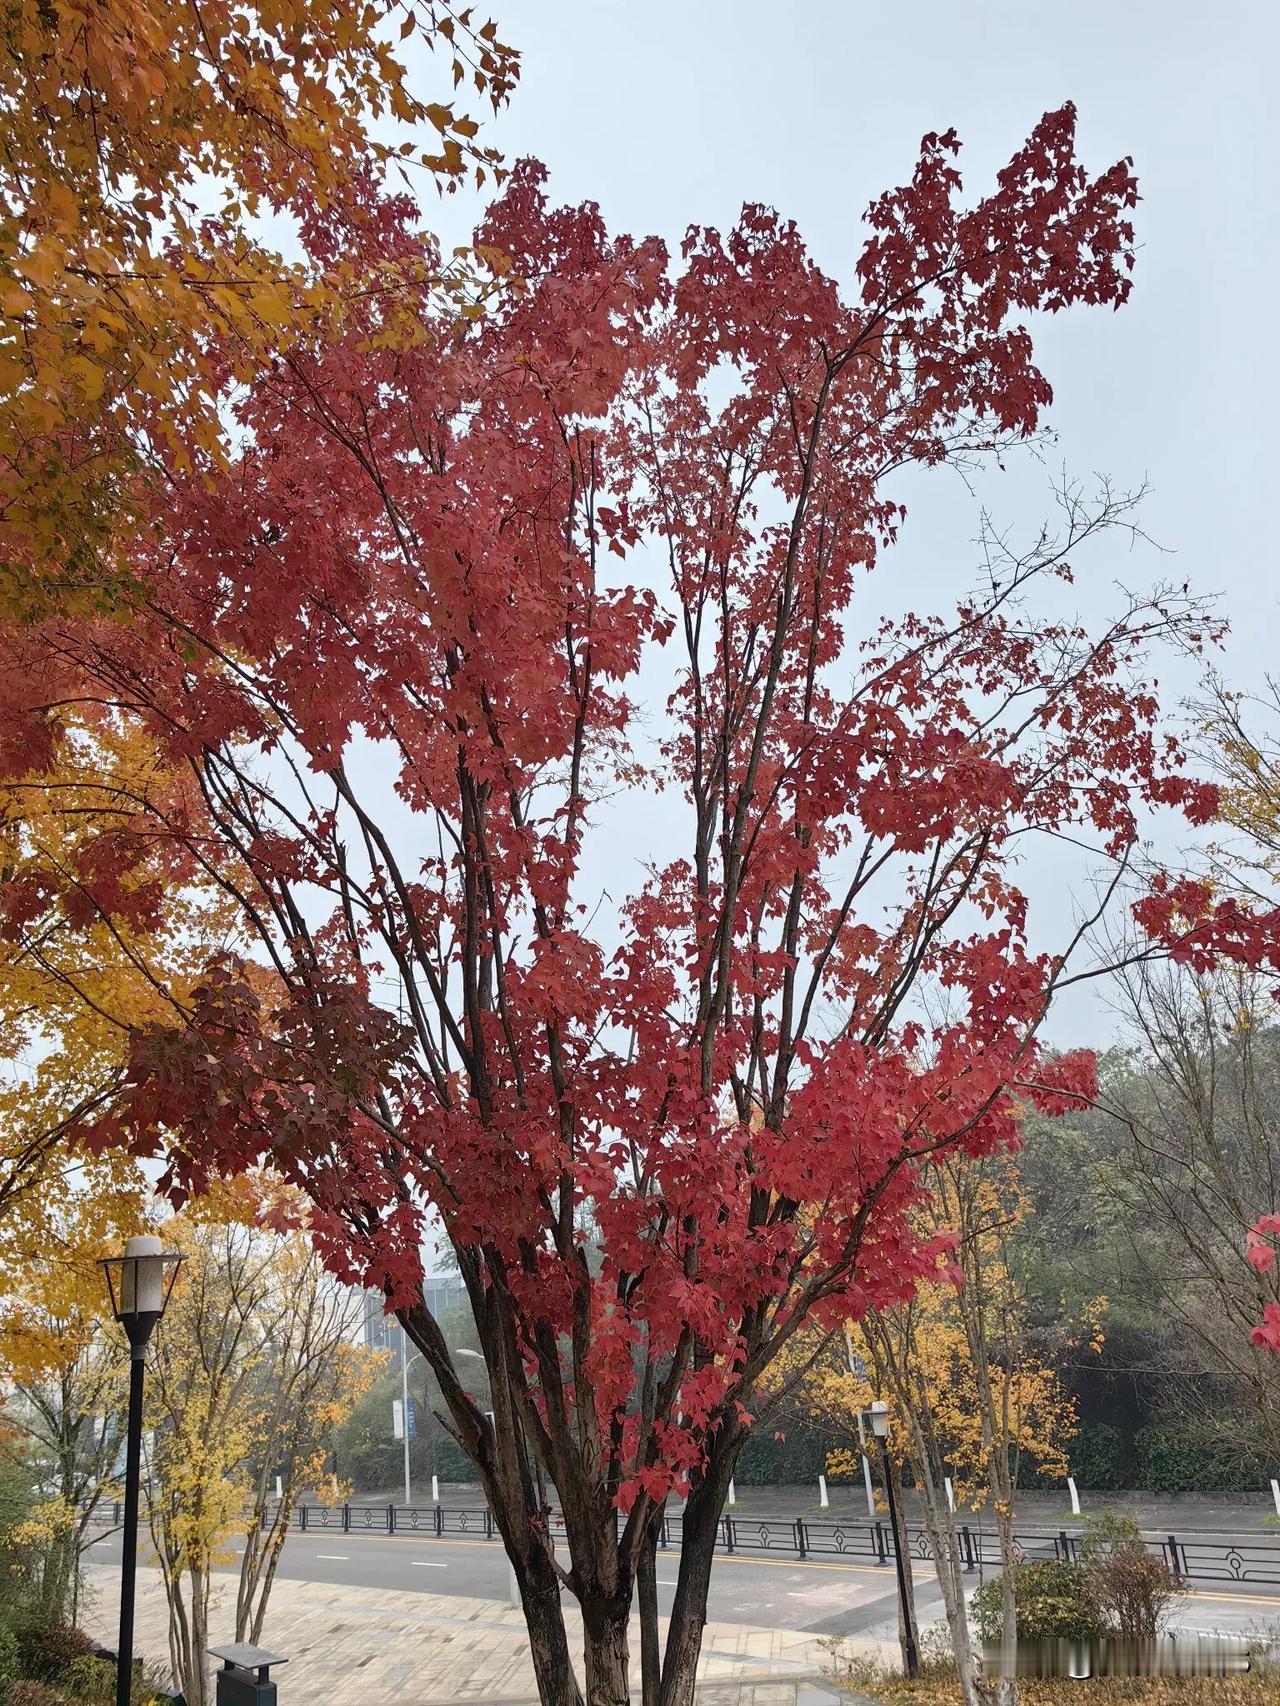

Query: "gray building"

xmin=361 ymin=1274 xmax=468 ymax=1352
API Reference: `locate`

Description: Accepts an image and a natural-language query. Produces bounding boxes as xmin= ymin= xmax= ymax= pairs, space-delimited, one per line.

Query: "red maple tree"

xmin=0 ymin=109 xmax=1223 ymax=1705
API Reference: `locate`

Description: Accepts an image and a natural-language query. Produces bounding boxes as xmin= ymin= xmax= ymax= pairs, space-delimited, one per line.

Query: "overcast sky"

xmin=405 ymin=0 xmax=1279 ymax=1046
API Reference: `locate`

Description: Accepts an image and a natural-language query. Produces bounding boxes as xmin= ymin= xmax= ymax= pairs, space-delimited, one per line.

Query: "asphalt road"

xmin=83 ymin=1524 xmax=1280 ymax=1647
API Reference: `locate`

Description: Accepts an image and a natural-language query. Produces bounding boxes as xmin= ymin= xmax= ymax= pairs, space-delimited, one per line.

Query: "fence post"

xmin=1167 ymin=1534 xmax=1183 ymax=1583
xmin=659 ymin=1514 xmax=668 ymax=1550
xmin=723 ymin=1515 xmax=735 ymax=1554
xmin=795 ymin=1519 xmax=807 ymax=1560
xmin=389 ymin=1503 xmax=396 ymax=1535
xmin=300 ymin=1505 xmax=308 ymax=1533
xmin=435 ymin=1505 xmax=443 ymax=1537
xmin=342 ymin=1503 xmax=351 ymax=1533
xmin=874 ymin=1520 xmax=887 ymax=1565
xmin=485 ymin=1508 xmax=494 ymax=1540
xmin=961 ymin=1524 xmax=975 ymax=1572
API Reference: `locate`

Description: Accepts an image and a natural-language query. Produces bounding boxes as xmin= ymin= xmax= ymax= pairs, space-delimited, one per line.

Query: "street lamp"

xmin=100 ymin=1235 xmax=184 ymax=1706
xmin=399 ymin=1334 xmax=423 ymax=1507
xmin=399 ymin=1336 xmax=484 ymax=1506
xmin=866 ymin=1399 xmax=918 ymax=1680
xmin=843 ymin=1325 xmax=876 ymax=1518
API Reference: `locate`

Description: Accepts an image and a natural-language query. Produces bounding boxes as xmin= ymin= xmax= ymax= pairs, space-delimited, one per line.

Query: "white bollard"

xmin=818 ymin=1475 xmax=829 ymax=1509
xmin=1270 ymin=1478 xmax=1280 ymax=1518
xmin=509 ymin=1560 xmax=520 ymax=1606
xmin=728 ymin=1479 xmax=736 ymax=1506
xmin=944 ymin=1477 xmax=955 ymax=1513
xmin=432 ymin=1474 xmax=440 ymax=1504
xmin=1068 ymin=1476 xmax=1081 ymax=1517
xmin=275 ymin=1475 xmax=282 ymax=1502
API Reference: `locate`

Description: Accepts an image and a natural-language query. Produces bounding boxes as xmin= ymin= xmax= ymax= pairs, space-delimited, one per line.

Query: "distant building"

xmin=361 ymin=1274 xmax=468 ymax=1352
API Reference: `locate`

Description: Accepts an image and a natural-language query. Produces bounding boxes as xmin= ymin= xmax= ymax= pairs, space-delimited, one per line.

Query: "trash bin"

xmin=208 ymin=1645 xmax=289 ymax=1706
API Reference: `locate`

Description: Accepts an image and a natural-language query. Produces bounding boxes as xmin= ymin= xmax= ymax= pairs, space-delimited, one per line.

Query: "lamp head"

xmin=101 ymin=1236 xmax=184 ymax=1350
xmin=867 ymin=1399 xmax=891 ymax=1440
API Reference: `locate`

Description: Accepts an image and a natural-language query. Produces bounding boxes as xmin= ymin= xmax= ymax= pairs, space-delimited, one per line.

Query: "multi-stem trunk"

xmin=236 ymin=1497 xmax=292 ymax=1645
xmin=908 ymin=1445 xmax=991 ymax=1706
xmin=417 ymin=1332 xmax=590 ymax=1703
xmin=162 ymin=1553 xmax=211 ymax=1706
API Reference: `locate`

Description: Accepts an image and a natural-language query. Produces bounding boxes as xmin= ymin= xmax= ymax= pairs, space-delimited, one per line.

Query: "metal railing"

xmin=80 ymin=1499 xmax=1280 ymax=1587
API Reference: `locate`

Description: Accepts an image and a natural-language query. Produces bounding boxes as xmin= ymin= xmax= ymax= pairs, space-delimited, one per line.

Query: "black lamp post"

xmin=100 ymin=1236 xmax=184 ymax=1706
xmin=867 ymin=1399 xmax=919 ymax=1679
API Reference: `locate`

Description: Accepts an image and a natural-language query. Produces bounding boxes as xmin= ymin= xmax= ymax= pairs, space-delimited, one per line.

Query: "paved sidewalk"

xmin=82 ymin=1566 xmax=880 ymax=1703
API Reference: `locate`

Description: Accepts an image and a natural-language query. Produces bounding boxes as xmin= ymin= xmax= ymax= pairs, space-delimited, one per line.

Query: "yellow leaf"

xmin=45 ymin=179 xmax=80 ymax=227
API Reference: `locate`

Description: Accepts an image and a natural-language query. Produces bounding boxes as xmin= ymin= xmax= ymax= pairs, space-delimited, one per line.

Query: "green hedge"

xmin=1070 ymin=1423 xmax=1137 ymax=1491
xmin=734 ymin=1425 xmax=829 ymax=1487
xmin=1134 ymin=1425 xmax=1271 ymax=1493
xmin=1024 ymin=1420 xmax=1273 ymax=1493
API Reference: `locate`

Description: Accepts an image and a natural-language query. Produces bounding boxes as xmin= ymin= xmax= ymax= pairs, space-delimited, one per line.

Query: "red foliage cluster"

xmin=1246 ymin=1215 xmax=1280 ymax=1353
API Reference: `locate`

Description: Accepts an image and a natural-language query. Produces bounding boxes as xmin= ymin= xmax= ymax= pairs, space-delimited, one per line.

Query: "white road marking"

xmin=315 ymin=1553 xmax=348 ymax=1560
xmin=658 ymin=1579 xmax=679 ymax=1586
xmin=411 ymin=1560 xmax=447 ymax=1568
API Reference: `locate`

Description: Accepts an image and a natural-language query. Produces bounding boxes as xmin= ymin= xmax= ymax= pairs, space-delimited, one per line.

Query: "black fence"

xmin=82 ymin=1501 xmax=1280 ymax=1587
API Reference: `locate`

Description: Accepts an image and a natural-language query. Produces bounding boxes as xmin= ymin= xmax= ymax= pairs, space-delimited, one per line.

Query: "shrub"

xmin=5 ymin=1684 xmax=60 ymax=1706
xmin=63 ymin=1654 xmax=117 ymax=1702
xmin=12 ymin=1621 xmax=93 ymax=1685
xmin=970 ymin=1559 xmax=1105 ymax=1643
xmin=0 ymin=1628 xmax=18 ymax=1686
xmin=1080 ymin=1513 xmax=1179 ymax=1641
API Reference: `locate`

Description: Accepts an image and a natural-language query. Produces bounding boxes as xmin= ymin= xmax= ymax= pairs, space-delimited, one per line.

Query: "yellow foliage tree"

xmin=0 ymin=0 xmax=519 ymax=617
xmin=0 ymin=1190 xmax=131 ymax=1621
xmin=0 ymin=716 xmax=237 ymax=1314
xmin=775 ymin=1155 xmax=1099 ymax=1706
xmin=145 ymin=1193 xmax=383 ymax=1706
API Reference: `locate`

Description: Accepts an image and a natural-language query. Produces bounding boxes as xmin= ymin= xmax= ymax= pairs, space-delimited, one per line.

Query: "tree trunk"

xmin=190 ymin=1567 xmax=210 ymax=1706
xmin=517 ymin=1556 xmax=586 ymax=1706
xmin=993 ymin=1505 xmax=1019 ymax=1706
xmin=581 ymin=1591 xmax=632 ymax=1706
xmin=886 ymin=1454 xmax=921 ymax=1674
xmin=637 ymin=1518 xmax=661 ymax=1706
xmin=656 ymin=1452 xmax=737 ymax=1706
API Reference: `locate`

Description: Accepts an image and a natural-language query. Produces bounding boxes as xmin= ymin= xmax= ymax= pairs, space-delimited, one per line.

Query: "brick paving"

xmin=82 ymin=1565 xmax=880 ymax=1704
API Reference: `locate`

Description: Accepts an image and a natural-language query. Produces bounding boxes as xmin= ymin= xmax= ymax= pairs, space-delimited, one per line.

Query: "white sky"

xmin=391 ymin=0 xmax=1276 ymax=1048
